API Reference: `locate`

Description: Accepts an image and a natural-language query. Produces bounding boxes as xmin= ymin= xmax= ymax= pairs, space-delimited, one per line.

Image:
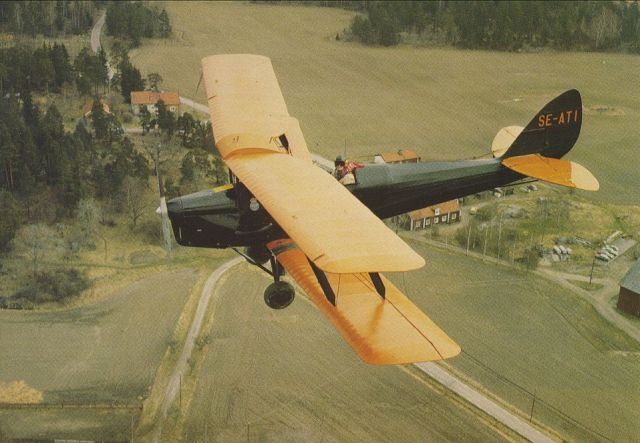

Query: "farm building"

xmin=130 ymin=91 xmax=181 ymax=115
xmin=376 ymin=149 xmax=420 ymax=164
xmin=406 ymin=200 xmax=461 ymax=230
xmin=617 ymin=258 xmax=640 ymax=317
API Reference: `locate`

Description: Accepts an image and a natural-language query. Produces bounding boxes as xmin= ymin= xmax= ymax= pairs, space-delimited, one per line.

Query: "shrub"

xmin=10 ymin=268 xmax=90 ymax=306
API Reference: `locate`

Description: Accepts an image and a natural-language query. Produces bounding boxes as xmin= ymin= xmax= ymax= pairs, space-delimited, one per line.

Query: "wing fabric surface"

xmin=268 ymin=240 xmax=460 ymax=364
xmin=202 ymin=54 xmax=311 ymax=162
xmin=203 ymin=54 xmax=423 ymax=273
xmin=502 ymin=154 xmax=599 ymax=191
xmin=227 ymin=152 xmax=425 ymax=273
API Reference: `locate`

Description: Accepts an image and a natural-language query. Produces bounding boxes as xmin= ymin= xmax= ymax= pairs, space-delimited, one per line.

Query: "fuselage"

xmin=166 ymin=158 xmax=524 ymax=249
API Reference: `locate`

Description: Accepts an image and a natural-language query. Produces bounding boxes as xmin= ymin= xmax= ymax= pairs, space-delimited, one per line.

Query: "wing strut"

xmin=307 ymin=258 xmax=336 ymax=306
xmin=369 ymin=272 xmax=386 ymax=299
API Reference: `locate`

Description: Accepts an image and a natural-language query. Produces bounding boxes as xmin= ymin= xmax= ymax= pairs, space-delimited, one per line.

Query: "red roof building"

xmin=379 ymin=149 xmax=420 ymax=164
xmin=407 ymin=200 xmax=461 ymax=230
xmin=130 ymin=91 xmax=181 ymax=114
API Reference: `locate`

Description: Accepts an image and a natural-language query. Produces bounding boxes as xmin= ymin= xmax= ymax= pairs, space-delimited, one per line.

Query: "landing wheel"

xmin=264 ymin=281 xmax=295 ymax=309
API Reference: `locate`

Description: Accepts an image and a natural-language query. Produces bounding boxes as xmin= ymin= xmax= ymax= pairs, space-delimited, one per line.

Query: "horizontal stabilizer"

xmin=502 ymin=154 xmax=599 ymax=191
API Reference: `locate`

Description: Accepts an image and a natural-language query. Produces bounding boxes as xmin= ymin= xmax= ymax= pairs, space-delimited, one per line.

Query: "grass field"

xmin=130 ymin=2 xmax=640 ymax=204
xmin=0 ymin=268 xmax=199 ymax=440
xmin=176 ymin=245 xmax=640 ymax=442
xmin=179 ymin=266 xmax=517 ymax=442
xmin=392 ymin=240 xmax=640 ymax=442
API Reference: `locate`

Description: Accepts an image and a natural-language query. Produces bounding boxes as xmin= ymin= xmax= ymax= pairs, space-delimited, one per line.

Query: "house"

xmin=618 ymin=258 xmax=640 ymax=317
xmin=376 ymin=149 xmax=420 ymax=164
xmin=130 ymin=91 xmax=180 ymax=115
xmin=407 ymin=200 xmax=461 ymax=230
xmin=82 ymin=98 xmax=110 ymax=117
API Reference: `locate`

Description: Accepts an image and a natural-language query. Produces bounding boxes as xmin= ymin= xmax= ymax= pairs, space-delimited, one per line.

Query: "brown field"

xmin=179 ymin=266 xmax=516 ymax=442
xmin=130 ymin=1 xmax=640 ymax=204
xmin=0 ymin=268 xmax=199 ymax=440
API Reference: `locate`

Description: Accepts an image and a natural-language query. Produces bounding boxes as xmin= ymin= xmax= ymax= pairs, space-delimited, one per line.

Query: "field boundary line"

xmin=0 ymin=401 xmax=141 ymax=410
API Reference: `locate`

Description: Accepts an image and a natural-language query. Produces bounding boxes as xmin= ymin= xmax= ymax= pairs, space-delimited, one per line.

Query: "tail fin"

xmin=499 ymin=90 xmax=598 ymax=191
xmin=503 ymin=89 xmax=582 ymax=160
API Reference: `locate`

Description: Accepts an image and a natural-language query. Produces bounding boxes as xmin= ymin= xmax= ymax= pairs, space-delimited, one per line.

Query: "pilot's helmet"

xmin=334 ymin=155 xmax=345 ymax=167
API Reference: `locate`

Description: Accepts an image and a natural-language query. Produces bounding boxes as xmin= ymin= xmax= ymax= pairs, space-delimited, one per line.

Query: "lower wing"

xmin=268 ymin=239 xmax=460 ymax=365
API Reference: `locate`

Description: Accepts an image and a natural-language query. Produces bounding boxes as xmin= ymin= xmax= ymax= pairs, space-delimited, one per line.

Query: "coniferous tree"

xmin=119 ymin=58 xmax=145 ymax=103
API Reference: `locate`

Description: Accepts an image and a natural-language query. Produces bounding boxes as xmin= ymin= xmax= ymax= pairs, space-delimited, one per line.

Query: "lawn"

xmin=130 ymin=1 xmax=640 ymax=204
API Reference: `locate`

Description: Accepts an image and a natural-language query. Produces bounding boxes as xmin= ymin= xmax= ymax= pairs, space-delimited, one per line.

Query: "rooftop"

xmin=130 ymin=91 xmax=180 ymax=106
xmin=409 ymin=200 xmax=460 ymax=221
xmin=380 ymin=149 xmax=419 ymax=163
xmin=620 ymin=258 xmax=640 ymax=295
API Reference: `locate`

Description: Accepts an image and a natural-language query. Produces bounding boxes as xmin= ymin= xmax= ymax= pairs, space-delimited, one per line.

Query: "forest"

xmin=0 ymin=2 xmax=225 ymax=308
xmin=332 ymin=1 xmax=640 ymax=51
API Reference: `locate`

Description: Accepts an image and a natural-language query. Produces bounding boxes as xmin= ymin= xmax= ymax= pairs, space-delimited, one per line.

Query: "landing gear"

xmin=263 ymin=254 xmax=294 ymax=309
xmin=245 ymin=244 xmax=271 ymax=265
xmin=264 ymin=281 xmax=295 ymax=309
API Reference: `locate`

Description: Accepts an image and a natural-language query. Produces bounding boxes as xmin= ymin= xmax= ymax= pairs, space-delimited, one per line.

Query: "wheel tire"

xmin=264 ymin=281 xmax=295 ymax=309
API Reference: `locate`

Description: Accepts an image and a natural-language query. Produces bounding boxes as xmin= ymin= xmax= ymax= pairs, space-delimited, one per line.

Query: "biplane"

xmin=167 ymin=54 xmax=598 ymax=365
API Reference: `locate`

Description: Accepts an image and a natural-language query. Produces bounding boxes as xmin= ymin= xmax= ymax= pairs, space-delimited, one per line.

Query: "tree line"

xmin=105 ymin=1 xmax=171 ymax=46
xmin=0 ymin=1 xmax=97 ymax=37
xmin=346 ymin=1 xmax=640 ymax=52
xmin=0 ymin=38 xmax=225 ymax=308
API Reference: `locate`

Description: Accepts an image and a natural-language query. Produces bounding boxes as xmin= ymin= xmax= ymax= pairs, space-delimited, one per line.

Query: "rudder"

xmin=503 ymin=89 xmax=582 ymax=160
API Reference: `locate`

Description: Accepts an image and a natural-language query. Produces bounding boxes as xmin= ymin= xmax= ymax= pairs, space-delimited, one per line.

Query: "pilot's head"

xmin=334 ymin=156 xmax=345 ymax=167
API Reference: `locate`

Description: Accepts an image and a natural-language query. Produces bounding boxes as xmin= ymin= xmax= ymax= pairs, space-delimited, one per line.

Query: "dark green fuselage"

xmin=166 ymin=159 xmax=523 ymax=249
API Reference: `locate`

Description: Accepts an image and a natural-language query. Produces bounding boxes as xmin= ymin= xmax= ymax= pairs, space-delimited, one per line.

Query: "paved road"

xmin=416 ymin=363 xmax=554 ymax=443
xmin=150 ymin=257 xmax=244 ymax=441
xmin=90 ymin=12 xmax=104 ymax=54
xmin=179 ymin=96 xmax=210 ymax=114
xmin=90 ymin=12 xmax=114 ymax=80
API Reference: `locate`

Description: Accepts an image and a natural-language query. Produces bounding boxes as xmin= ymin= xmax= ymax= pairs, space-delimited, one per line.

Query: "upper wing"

xmin=202 ymin=54 xmax=311 ymax=162
xmin=203 ymin=54 xmax=424 ymax=274
xmin=226 ymin=151 xmax=424 ymax=273
xmin=268 ymin=239 xmax=460 ymax=364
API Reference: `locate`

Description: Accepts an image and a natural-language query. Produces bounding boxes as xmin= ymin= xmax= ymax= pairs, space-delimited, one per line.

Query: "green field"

xmin=130 ymin=1 xmax=640 ymax=204
xmin=0 ymin=268 xmax=198 ymax=440
xmin=179 ymin=266 xmax=516 ymax=442
xmin=393 ymin=240 xmax=640 ymax=441
xmin=177 ymin=242 xmax=640 ymax=442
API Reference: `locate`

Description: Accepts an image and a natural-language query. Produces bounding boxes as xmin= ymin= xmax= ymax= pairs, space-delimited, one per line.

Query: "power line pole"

xmin=529 ymin=389 xmax=537 ymax=422
xmin=466 ymin=219 xmax=473 ymax=255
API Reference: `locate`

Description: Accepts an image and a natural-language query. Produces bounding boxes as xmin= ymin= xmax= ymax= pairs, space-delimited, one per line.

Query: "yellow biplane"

xmin=167 ymin=54 xmax=598 ymax=365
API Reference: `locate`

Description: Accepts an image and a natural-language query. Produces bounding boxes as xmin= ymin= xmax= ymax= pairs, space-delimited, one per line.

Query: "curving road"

xmin=150 ymin=257 xmax=243 ymax=441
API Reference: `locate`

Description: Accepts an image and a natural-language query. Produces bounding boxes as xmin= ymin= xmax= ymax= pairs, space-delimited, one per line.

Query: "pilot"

xmin=334 ymin=156 xmax=364 ymax=183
